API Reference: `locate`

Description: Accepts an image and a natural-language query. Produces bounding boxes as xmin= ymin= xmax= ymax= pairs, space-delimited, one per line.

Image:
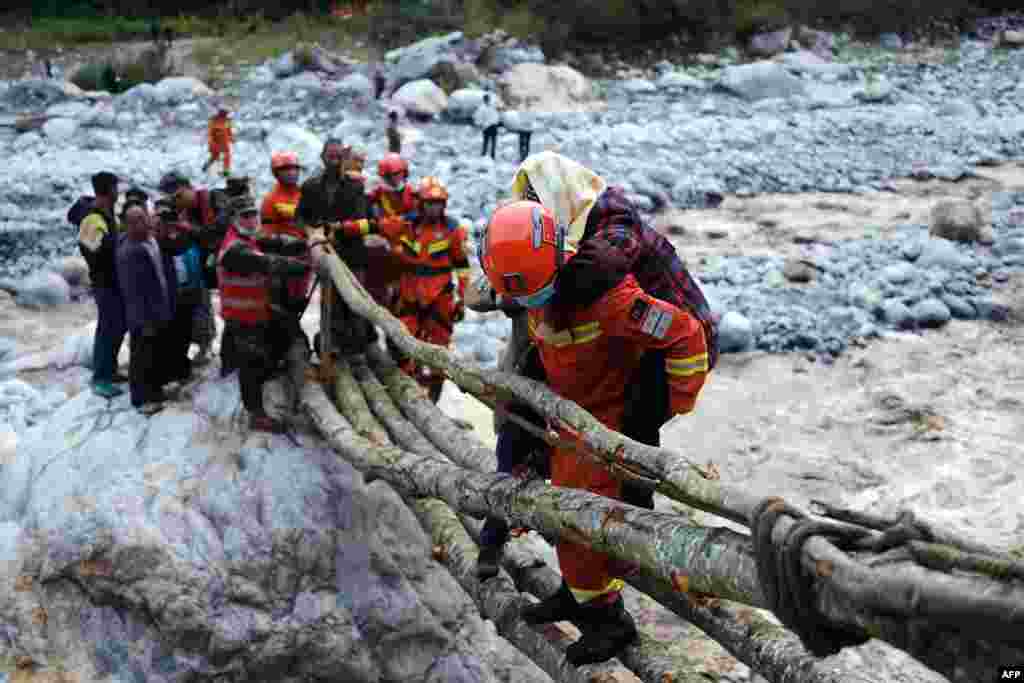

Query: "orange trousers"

xmin=209 ymin=144 xmax=232 ymax=173
xmin=397 ymin=290 xmax=456 ymax=397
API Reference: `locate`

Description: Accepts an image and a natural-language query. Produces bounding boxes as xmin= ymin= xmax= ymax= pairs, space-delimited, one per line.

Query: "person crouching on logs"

xmin=335 ymin=176 xmax=470 ymax=402
xmin=477 ymin=200 xmax=712 ymax=666
xmin=217 ymin=196 xmax=312 ymax=433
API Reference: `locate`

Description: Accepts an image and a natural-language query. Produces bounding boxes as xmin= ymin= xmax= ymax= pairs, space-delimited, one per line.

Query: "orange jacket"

xmin=528 ymin=274 xmax=709 ymax=430
xmin=208 ymin=115 xmax=233 ymax=150
xmin=260 ymin=184 xmax=304 ymax=240
xmin=342 ymin=213 xmax=469 ymax=309
xmin=368 ymin=183 xmax=418 ymax=218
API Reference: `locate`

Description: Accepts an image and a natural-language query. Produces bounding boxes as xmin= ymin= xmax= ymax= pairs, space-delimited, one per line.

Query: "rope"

xmin=750 ymin=497 xmax=874 ymax=657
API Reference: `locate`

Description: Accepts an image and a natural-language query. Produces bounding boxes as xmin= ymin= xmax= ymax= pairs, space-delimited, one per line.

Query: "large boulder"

xmin=386 ymin=32 xmax=467 ymax=88
xmin=391 ymin=79 xmax=449 ymax=118
xmin=271 ymin=51 xmax=301 ymax=78
xmin=41 ymin=117 xmax=79 ymax=142
xmin=331 ymin=116 xmax=376 ymax=144
xmin=2 ymin=79 xmax=70 ymax=109
xmin=717 ymin=62 xmax=806 ymax=101
xmin=265 ymin=124 xmax=324 ymax=169
xmin=0 ymin=370 xmax=535 ymax=681
xmin=748 ymin=27 xmax=792 ymax=58
xmin=498 ymin=63 xmax=594 ymax=112
xmin=336 ymin=73 xmax=373 ymax=99
xmin=486 ymin=43 xmax=545 ymax=73
xmin=445 ymin=88 xmax=491 ymax=122
xmin=55 ymin=255 xmax=90 ymax=288
xmin=929 ymin=200 xmax=986 ymax=242
xmin=656 ymin=71 xmax=706 ymax=91
xmin=12 ymin=270 xmax=71 ymax=309
xmin=152 ymin=77 xmax=214 ymax=105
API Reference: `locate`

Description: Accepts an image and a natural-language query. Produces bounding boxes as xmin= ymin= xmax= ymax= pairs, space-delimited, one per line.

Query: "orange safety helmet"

xmin=480 ymin=200 xmax=567 ymax=308
xmin=271 ymin=151 xmax=300 ymax=171
xmin=377 ymin=153 xmax=409 ymax=178
xmin=418 ymin=176 xmax=448 ymax=203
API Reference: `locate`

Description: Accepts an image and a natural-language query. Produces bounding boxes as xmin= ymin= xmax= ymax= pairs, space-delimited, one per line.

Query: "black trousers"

xmin=232 ymin=320 xmax=309 ymax=416
xmin=129 ymin=325 xmax=169 ymax=407
xmin=619 ymin=350 xmax=669 ymax=509
xmin=481 ymin=125 xmax=499 ymax=159
xmin=166 ymin=289 xmax=201 ymax=384
xmin=518 ymin=131 xmax=532 ymax=163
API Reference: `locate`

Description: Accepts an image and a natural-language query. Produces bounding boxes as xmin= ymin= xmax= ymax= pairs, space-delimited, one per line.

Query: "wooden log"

xmin=314 ymin=359 xmax=601 ymax=683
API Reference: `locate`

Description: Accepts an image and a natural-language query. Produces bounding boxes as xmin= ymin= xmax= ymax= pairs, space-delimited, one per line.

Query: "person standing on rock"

xmin=153 ymin=197 xmax=205 ymax=385
xmin=473 ymin=151 xmax=718 ymax=580
xmin=76 ymin=171 xmax=128 ymax=399
xmin=116 ymin=201 xmax=177 ymax=415
xmin=296 ymin=139 xmax=376 ymax=359
xmin=334 ymin=176 xmax=471 ymax=402
xmin=386 ymin=111 xmax=402 ymax=154
xmin=478 ymin=199 xmax=711 ymax=666
xmin=164 ymin=173 xmax=221 ymax=366
xmin=501 ymin=108 xmax=534 ymax=163
xmin=364 ymin=152 xmax=418 ymax=321
xmin=217 ymin=196 xmax=312 ymax=433
xmin=202 ymin=106 xmax=234 ymax=178
xmin=474 ymin=94 xmax=501 ymax=160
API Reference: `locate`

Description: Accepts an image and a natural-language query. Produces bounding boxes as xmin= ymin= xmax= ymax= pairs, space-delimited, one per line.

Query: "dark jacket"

xmin=296 ymin=171 xmax=371 ymax=268
xmin=116 ymin=236 xmax=177 ymax=333
xmin=553 ymin=186 xmax=719 ymax=369
xmin=77 ymin=206 xmax=119 ymax=289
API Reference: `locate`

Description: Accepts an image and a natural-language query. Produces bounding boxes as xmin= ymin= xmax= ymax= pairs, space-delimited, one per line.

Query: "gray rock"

xmin=936 ymin=99 xmax=978 ymax=117
xmin=42 ymin=117 xmax=78 ymax=142
xmin=855 ymin=78 xmax=894 ymax=103
xmin=941 ymin=294 xmax=976 ymax=319
xmin=656 ymin=71 xmax=706 ymax=91
xmin=880 ymin=33 xmax=904 ymax=50
xmin=718 ymin=311 xmax=754 ymax=352
xmin=621 ymin=78 xmax=658 ymax=94
xmin=387 ymin=31 xmax=466 ymax=87
xmin=901 ymin=238 xmax=923 ymax=261
xmin=993 ymin=237 xmax=1024 ymax=257
xmin=718 ymin=62 xmax=807 ymax=101
xmin=917 ymin=238 xmax=970 ymax=270
xmin=748 ymin=27 xmax=793 ymax=58
xmin=972 ymin=298 xmax=1010 ymax=321
xmin=782 ymin=259 xmax=816 ymax=283
xmin=881 ymin=300 xmax=914 ymax=328
xmin=265 ymin=124 xmax=323 ymax=168
xmin=445 ymin=88 xmax=490 ymax=122
xmin=0 ymin=373 xmax=509 ymax=682
xmin=2 ymin=79 xmax=70 ymax=109
xmin=281 ymin=71 xmax=323 ymax=92
xmin=929 ymin=200 xmax=985 ymax=242
xmin=489 ymin=44 xmax=545 ymax=72
xmin=152 ymin=77 xmax=214 ymax=104
xmin=271 ymin=51 xmax=301 ymax=78
xmin=392 ymin=79 xmax=448 ymax=118
xmin=14 ymin=270 xmax=71 ymax=308
xmin=337 ymin=72 xmax=373 ymax=98
xmin=912 ymin=298 xmax=951 ymax=327
xmin=0 ymin=337 xmax=15 ymax=362
xmin=883 ymin=262 xmax=917 ymax=284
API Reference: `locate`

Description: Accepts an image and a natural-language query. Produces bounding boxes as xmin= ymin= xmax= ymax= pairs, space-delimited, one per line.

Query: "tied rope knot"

xmin=749 ymin=497 xmax=935 ymax=657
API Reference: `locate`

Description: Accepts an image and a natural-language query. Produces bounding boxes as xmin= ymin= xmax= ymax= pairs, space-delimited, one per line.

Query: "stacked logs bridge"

xmin=293 ymin=238 xmax=1024 ymax=683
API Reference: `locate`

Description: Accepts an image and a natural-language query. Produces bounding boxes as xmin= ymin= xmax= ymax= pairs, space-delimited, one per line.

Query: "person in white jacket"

xmin=473 ymin=94 xmax=501 ymax=159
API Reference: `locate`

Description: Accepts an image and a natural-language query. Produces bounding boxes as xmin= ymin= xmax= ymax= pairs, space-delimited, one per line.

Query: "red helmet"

xmin=418 ymin=176 xmax=448 ymax=203
xmin=271 ymin=151 xmax=300 ymax=171
xmin=378 ymin=153 xmax=409 ymax=178
xmin=480 ymin=200 xmax=567 ymax=307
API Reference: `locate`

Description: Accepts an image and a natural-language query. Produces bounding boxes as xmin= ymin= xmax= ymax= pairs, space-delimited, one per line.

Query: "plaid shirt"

xmin=556 ymin=186 xmax=719 ymax=368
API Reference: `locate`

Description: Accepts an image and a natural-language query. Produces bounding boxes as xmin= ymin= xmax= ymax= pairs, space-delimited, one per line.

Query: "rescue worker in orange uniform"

xmin=336 ymin=176 xmax=470 ymax=402
xmin=203 ymin=106 xmax=234 ymax=177
xmin=479 ymin=200 xmax=711 ymax=667
xmin=261 ymin=151 xmax=312 ymax=306
xmin=364 ymin=153 xmax=418 ymax=315
xmin=218 ymin=196 xmax=311 ymax=433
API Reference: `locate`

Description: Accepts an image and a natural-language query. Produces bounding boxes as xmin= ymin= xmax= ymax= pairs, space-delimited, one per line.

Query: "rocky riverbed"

xmin=0 ymin=25 xmax=1022 ymax=683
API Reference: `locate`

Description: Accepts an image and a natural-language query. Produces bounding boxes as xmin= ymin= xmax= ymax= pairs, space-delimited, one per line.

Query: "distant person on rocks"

xmin=153 ymin=197 xmax=204 ymax=385
xmin=203 ymin=106 xmax=234 ymax=177
xmin=386 ymin=110 xmax=402 ymax=154
xmin=116 ymin=201 xmax=177 ymax=415
xmin=474 ymin=93 xmax=501 ymax=160
xmin=502 ymin=108 xmax=534 ymax=163
xmin=76 ymin=171 xmax=128 ymax=399
xmin=373 ymin=67 xmax=387 ymax=100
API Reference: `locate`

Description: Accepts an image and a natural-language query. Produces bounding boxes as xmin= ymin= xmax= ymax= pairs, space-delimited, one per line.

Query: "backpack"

xmin=67 ymin=195 xmax=96 ymax=229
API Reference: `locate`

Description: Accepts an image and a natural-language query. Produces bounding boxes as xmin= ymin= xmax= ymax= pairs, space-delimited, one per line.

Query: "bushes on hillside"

xmin=70 ymin=44 xmax=177 ymax=94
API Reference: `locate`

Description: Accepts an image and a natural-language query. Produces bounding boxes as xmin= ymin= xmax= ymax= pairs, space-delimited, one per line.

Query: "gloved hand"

xmin=340 ymin=218 xmax=375 ymax=237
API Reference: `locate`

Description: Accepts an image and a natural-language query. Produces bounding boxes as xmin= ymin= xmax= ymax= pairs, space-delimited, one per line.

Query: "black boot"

xmin=521 ymin=580 xmax=580 ymax=625
xmin=476 ymin=544 xmax=503 ymax=581
xmin=566 ymin=593 xmax=638 ymax=666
